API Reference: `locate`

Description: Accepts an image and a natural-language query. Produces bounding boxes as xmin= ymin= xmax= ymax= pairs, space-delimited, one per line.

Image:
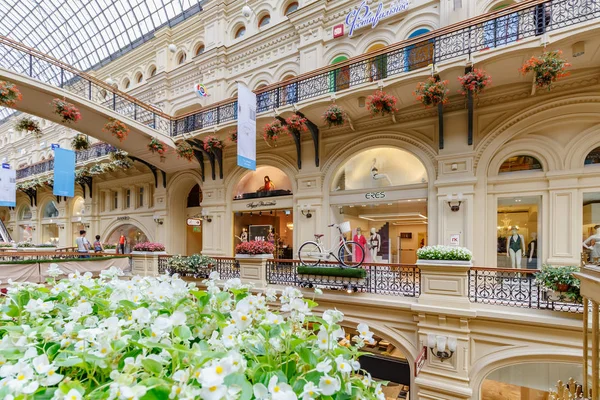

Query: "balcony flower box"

xmin=298 ymin=266 xmax=366 ymax=284
xmin=235 ymin=253 xmax=274 ymax=259
xmin=235 ymin=241 xmax=275 ymax=257
xmin=416 ymin=245 xmax=473 ymax=267
xmin=131 ymin=242 xmax=166 ymax=256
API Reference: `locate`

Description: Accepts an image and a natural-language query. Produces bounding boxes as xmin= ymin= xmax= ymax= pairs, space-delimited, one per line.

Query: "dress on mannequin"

xmin=527 ymin=233 xmax=538 ymax=269
xmin=583 ymin=225 xmax=600 ymax=263
xmin=353 ymin=228 xmax=367 ymax=263
xmin=506 ymin=227 xmax=525 ymax=268
xmin=368 ymin=228 xmax=381 ymax=262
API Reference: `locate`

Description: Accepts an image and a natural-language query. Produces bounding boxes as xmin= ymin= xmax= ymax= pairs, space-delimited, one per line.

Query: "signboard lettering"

xmin=365 ymin=191 xmax=386 ymax=200
xmin=345 ymin=0 xmax=410 ymax=37
xmin=414 ymin=346 xmax=427 ymax=377
xmin=187 ymin=218 xmax=202 ymax=226
xmin=51 ymin=144 xmax=60 ymax=149
xmin=333 ymin=23 xmax=344 ymax=38
xmin=246 ymin=200 xmax=277 ymax=209
xmin=117 ymin=216 xmax=130 ymax=221
xmin=450 ymin=234 xmax=460 ymax=246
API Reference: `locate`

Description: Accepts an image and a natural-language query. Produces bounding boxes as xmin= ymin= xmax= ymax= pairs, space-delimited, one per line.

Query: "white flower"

xmin=300 ymin=382 xmax=320 ymax=400
xmin=119 ymin=384 xmax=147 ymax=400
xmin=208 ymin=271 xmax=220 ymax=280
xmin=266 ymin=312 xmax=283 ymax=325
xmin=335 ymin=355 xmax=352 ymax=373
xmin=64 ymin=388 xmax=83 ymax=400
xmin=255 ymin=376 xmax=297 ymax=400
xmin=319 ymin=375 xmax=341 ymax=396
xmin=199 ymin=359 xmax=231 ymax=386
xmin=317 ymin=328 xmax=331 ymax=350
xmin=199 ymin=384 xmax=227 ymax=400
xmin=356 ymin=323 xmax=375 ymax=344
xmin=265 ymin=288 xmax=278 ymax=301
xmin=170 ymin=311 xmax=187 ymax=326
xmin=47 ymin=263 xmax=64 ymax=278
xmin=323 ymin=309 xmax=344 ymax=325
xmin=316 ymin=359 xmax=332 ymax=374
xmin=313 ymin=287 xmax=323 ymax=295
xmin=131 ymin=307 xmax=151 ymax=324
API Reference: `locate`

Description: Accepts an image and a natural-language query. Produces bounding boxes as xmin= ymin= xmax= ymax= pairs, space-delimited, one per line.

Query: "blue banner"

xmin=53 ymin=148 xmax=75 ymax=197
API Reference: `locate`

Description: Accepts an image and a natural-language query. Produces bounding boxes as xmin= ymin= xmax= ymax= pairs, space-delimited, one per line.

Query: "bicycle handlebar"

xmin=328 ymin=224 xmax=335 ymax=227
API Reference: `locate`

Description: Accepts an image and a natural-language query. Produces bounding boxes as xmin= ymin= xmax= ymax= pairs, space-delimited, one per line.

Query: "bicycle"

xmin=297 ymin=222 xmax=365 ymax=268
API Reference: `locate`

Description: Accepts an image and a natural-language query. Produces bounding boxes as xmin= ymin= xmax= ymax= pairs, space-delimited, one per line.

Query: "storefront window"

xmin=582 ymin=192 xmax=600 ymax=264
xmin=234 ymin=166 xmax=292 ymax=200
xmin=19 ymin=205 xmax=32 ymax=221
xmin=585 ymin=147 xmax=600 ymax=166
xmin=105 ymin=224 xmax=149 ymax=253
xmin=19 ymin=225 xmax=33 ymax=242
xmin=43 ymin=201 xmax=59 ymax=218
xmin=42 ymin=224 xmax=59 ymax=245
xmin=499 ymin=155 xmax=542 ymax=173
xmin=72 ymin=197 xmax=85 ymax=216
xmin=497 ymin=196 xmax=541 ymax=269
xmin=234 ymin=209 xmax=294 ymax=259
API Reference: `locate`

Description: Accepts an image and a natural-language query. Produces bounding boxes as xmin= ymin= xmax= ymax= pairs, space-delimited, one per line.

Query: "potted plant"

xmin=176 ymin=141 xmax=194 ymax=162
xmin=103 ymin=118 xmax=129 ymax=142
xmin=0 ymin=80 xmax=22 ymax=107
xmin=323 ymin=103 xmax=347 ymax=127
xmin=416 ymin=245 xmax=473 ymax=266
xmin=263 ymin=119 xmax=285 ymax=146
xmin=366 ymin=90 xmax=398 ymax=117
xmin=520 ymin=50 xmax=570 ymax=90
xmin=132 ymin=242 xmax=167 ymax=255
xmin=14 ymin=117 xmax=43 ymax=139
xmin=71 ymin=134 xmax=90 ymax=151
xmin=165 ymin=254 xmax=217 ymax=278
xmin=51 ymin=98 xmax=81 ymax=123
xmin=228 ymin=130 xmax=238 ymax=144
xmin=235 ymin=240 xmax=275 ymax=259
xmin=203 ymin=135 xmax=225 ymax=153
xmin=458 ymin=68 xmax=492 ymax=96
xmin=535 ymin=265 xmax=582 ymax=303
xmin=285 ymin=114 xmax=308 ymax=137
xmin=148 ymin=137 xmax=167 ymax=156
xmin=414 ymin=77 xmax=450 ymax=107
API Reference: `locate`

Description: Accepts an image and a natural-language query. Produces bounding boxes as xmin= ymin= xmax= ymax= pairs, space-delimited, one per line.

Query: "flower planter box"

xmin=298 ymin=274 xmax=367 ymax=287
xmin=131 ymin=251 xmax=167 ymax=256
xmin=235 ymin=254 xmax=273 ymax=259
xmin=17 ymin=247 xmax=57 ymax=252
xmin=103 ymin=249 xmax=116 ymax=254
xmin=416 ymin=259 xmax=472 ymax=267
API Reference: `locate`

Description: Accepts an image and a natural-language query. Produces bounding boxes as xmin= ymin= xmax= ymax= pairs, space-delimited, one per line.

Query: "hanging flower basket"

xmin=228 ymin=130 xmax=238 ymax=144
xmin=0 ymin=81 xmax=22 ymax=107
xmin=71 ymin=134 xmax=90 ymax=151
xmin=263 ymin=119 xmax=285 ymax=146
xmin=458 ymin=68 xmax=492 ymax=96
xmin=285 ymin=114 xmax=308 ymax=137
xmin=14 ymin=117 xmax=42 ymax=139
xmin=109 ymin=149 xmax=128 ymax=162
xmin=323 ymin=103 xmax=347 ymax=127
xmin=520 ymin=50 xmax=571 ymax=90
xmin=414 ymin=77 xmax=450 ymax=107
xmin=103 ymin=118 xmax=129 ymax=142
xmin=176 ymin=141 xmax=194 ymax=162
xmin=203 ymin=135 xmax=225 ymax=153
xmin=148 ymin=137 xmax=166 ymax=156
xmin=51 ymin=98 xmax=81 ymax=123
xmin=366 ymin=90 xmax=398 ymax=117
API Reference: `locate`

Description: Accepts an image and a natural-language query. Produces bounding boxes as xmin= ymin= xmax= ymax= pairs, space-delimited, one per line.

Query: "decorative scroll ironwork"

xmin=468 ymin=267 xmax=583 ymax=313
xmin=266 ymin=259 xmax=420 ymax=297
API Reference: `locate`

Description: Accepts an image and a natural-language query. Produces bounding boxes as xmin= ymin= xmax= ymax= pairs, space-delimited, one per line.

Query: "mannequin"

xmin=368 ymin=227 xmax=381 ymax=262
xmin=506 ymin=227 xmax=525 ymax=269
xmin=527 ymin=232 xmax=538 ymax=269
xmin=267 ymin=228 xmax=275 ymax=245
xmin=370 ymin=159 xmax=392 ymax=186
xmin=257 ymin=176 xmax=275 ymax=193
xmin=583 ymin=225 xmax=600 ymax=263
xmin=236 ymin=228 xmax=248 ymax=242
xmin=353 ymin=228 xmax=367 ymax=263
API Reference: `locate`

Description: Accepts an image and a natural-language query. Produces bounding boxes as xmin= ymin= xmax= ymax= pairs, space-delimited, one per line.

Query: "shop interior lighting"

xmin=359 ymin=212 xmax=427 ymax=222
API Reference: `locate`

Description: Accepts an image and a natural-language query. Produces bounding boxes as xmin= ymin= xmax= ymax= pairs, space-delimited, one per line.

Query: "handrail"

xmin=269 ymin=258 xmax=418 ymax=268
xmin=470 ymin=266 xmax=539 ymax=273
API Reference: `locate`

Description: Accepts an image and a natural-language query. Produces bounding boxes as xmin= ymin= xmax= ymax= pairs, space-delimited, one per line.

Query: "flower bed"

xmin=132 ymin=242 xmax=166 ymax=252
xmin=15 ymin=117 xmax=43 ymax=139
xmin=16 ymin=241 xmax=35 ymax=248
xmin=235 ymin=240 xmax=275 ymax=255
xmin=298 ymin=266 xmax=367 ymax=279
xmin=103 ymin=244 xmax=117 ymax=249
xmin=520 ymin=50 xmax=570 ymax=90
xmin=0 ymin=269 xmax=386 ymax=399
xmin=166 ymin=254 xmax=217 ymax=276
xmin=0 ymin=243 xmax=13 ymax=248
xmin=535 ymin=265 xmax=582 ymax=303
xmin=417 ymin=245 xmax=472 ymax=261
xmin=0 ymin=80 xmax=22 ymax=107
xmin=51 ymin=98 xmax=81 ymax=123
xmin=103 ymin=118 xmax=129 ymax=142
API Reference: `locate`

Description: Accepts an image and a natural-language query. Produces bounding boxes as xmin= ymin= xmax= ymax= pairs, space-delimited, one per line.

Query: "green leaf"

xmin=119 ymin=348 xmax=143 ymax=369
xmin=119 ymin=300 xmax=138 ymax=309
xmin=5 ymin=304 xmax=19 ymax=318
xmin=224 ymin=373 xmax=253 ymax=400
xmin=140 ymin=386 xmax=170 ymax=400
xmin=54 ymin=357 xmax=83 ymax=367
xmin=111 ymin=340 xmax=128 ymax=352
xmin=46 ymin=343 xmax=61 ymax=358
xmin=299 ymin=348 xmax=317 ymax=366
xmin=174 ymin=325 xmax=192 ymax=341
xmin=141 ymin=358 xmax=163 ymax=375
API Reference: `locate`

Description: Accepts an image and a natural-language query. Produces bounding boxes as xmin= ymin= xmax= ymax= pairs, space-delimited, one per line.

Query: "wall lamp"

xmin=153 ymin=217 xmax=164 ymax=225
xmin=300 ymin=204 xmax=312 ymax=219
xmin=427 ymin=334 xmax=457 ymax=362
xmin=446 ymin=193 xmax=464 ymax=212
xmin=201 ymin=210 xmax=212 ymax=223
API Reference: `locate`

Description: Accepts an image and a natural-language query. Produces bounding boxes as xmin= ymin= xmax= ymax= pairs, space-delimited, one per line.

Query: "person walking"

xmin=76 ymin=230 xmax=91 ymax=258
xmin=93 ymin=235 xmax=104 ymax=253
xmin=118 ymin=232 xmax=127 ymax=254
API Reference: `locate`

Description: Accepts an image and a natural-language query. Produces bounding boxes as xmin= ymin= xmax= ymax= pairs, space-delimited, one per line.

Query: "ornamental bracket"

xmin=277 ymin=116 xmax=302 ymax=169
xmin=129 ymin=157 xmax=167 ymax=188
xmin=191 ymin=139 xmax=216 ymax=181
xmin=295 ymin=111 xmax=320 ymax=168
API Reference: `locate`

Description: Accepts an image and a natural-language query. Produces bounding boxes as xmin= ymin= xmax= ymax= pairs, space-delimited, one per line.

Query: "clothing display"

xmin=583 ymin=227 xmax=600 ymax=262
xmin=369 ymin=228 xmax=381 ymax=262
xmin=509 ymin=235 xmax=522 ymax=253
xmin=527 ymin=239 xmax=537 ymax=269
xmin=353 ymin=232 xmax=367 ymax=263
xmin=507 ymin=230 xmax=524 ymax=269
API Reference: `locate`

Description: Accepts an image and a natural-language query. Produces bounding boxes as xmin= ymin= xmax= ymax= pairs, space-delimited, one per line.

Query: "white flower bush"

xmin=0 ymin=267 xmax=386 ymax=399
xmin=416 ymin=245 xmax=473 ymax=261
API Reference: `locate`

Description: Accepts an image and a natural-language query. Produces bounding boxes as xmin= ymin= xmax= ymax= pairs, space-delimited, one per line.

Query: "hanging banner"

xmin=0 ymin=167 xmax=16 ymax=207
xmin=237 ymin=83 xmax=257 ymax=171
xmin=53 ymin=148 xmax=75 ymax=197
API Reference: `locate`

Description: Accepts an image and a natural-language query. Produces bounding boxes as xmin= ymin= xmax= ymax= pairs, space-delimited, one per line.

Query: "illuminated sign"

xmin=193 ymin=83 xmax=208 ymax=97
xmin=333 ymin=23 xmax=344 ymax=38
xmin=345 ymin=0 xmax=410 ymax=37
xmin=187 ymin=218 xmax=202 ymax=226
xmin=246 ymin=200 xmax=277 ymax=209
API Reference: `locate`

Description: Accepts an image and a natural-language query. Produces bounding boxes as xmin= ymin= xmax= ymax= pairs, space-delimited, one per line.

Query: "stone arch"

xmin=167 ymin=170 xmax=204 ymax=255
xmin=478 ymin=0 xmax=515 ymax=14
xmin=101 ymin=218 xmax=154 ymax=245
xmin=397 ymin=14 xmax=438 ymax=41
xmin=273 ymin=61 xmax=300 ymax=81
xmin=323 ymin=43 xmax=356 ymax=65
xmin=249 ymin=71 xmax=275 ymax=90
xmin=146 ymin=64 xmax=158 ymax=78
xmin=486 ymin=138 xmax=561 ymax=177
xmin=564 ymin=124 xmax=600 ymax=170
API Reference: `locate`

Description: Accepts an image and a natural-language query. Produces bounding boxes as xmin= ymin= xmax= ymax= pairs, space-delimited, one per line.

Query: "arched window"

xmin=73 ymin=197 xmax=85 ymax=216
xmin=499 ymin=155 xmax=543 ymax=173
xmin=329 ymin=55 xmax=349 ymax=92
xmin=234 ymin=166 xmax=293 ymax=199
xmin=284 ymin=2 xmax=299 ymax=16
xmin=585 ymin=147 xmax=600 ymax=166
xmin=484 ymin=2 xmax=518 ymax=48
xmin=366 ymin=43 xmax=387 ymax=81
xmin=123 ymin=78 xmax=130 ymax=89
xmin=19 ymin=205 xmax=32 ymax=221
xmin=195 ymin=44 xmax=205 ymax=56
xmin=135 ymin=72 xmax=143 ymax=83
xmin=405 ymin=29 xmax=433 ymax=72
xmin=148 ymin=66 xmax=157 ymax=78
xmin=187 ymin=184 xmax=202 ymax=208
xmin=177 ymin=52 xmax=187 ymax=65
xmin=43 ymin=201 xmax=59 ymax=218
xmin=258 ymin=14 xmax=271 ymax=28
xmin=234 ymin=26 xmax=246 ymax=39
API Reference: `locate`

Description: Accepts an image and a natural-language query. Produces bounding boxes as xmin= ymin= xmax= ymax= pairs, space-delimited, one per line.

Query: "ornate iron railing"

xmin=469 ymin=267 xmax=583 ymax=312
xmin=157 ymin=255 xmax=241 ymax=280
xmin=16 ymin=142 xmax=116 ymax=180
xmin=0 ymin=35 xmax=171 ymax=134
xmin=266 ymin=259 xmax=420 ymax=297
xmin=170 ymin=0 xmax=600 ymax=136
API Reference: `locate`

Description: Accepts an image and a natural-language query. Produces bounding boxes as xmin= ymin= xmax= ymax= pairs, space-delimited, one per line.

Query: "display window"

xmin=496 ymin=196 xmax=541 ymax=269
xmin=42 ymin=224 xmax=59 ymax=245
xmin=233 ymin=209 xmax=293 ymax=259
xmin=234 ymin=166 xmax=292 ymax=200
xmin=105 ymin=224 xmax=149 ymax=253
xmin=582 ymin=192 xmax=600 ymax=265
xmin=498 ymin=155 xmax=542 ymax=173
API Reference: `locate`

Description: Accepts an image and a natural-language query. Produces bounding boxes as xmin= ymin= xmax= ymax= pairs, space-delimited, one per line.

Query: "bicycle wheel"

xmin=298 ymin=242 xmax=322 ymax=266
xmin=339 ymin=241 xmax=365 ymax=268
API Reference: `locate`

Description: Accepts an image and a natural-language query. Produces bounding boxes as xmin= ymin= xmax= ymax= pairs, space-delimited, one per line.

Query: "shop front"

xmin=105 ymin=223 xmax=149 ymax=253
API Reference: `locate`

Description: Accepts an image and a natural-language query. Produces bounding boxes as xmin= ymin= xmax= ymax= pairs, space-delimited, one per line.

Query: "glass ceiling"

xmin=0 ymin=0 xmax=204 ymax=121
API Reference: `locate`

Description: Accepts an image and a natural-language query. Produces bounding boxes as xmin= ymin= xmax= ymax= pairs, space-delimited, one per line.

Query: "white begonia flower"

xmin=317 ymin=328 xmax=331 ymax=350
xmin=267 ymin=375 xmax=297 ymax=400
xmin=221 ymin=324 xmax=238 ymax=348
xmin=265 ymin=288 xmax=278 ymax=301
xmin=323 ymin=309 xmax=344 ymax=325
xmin=266 ymin=312 xmax=283 ymax=325
xmin=335 ymin=355 xmax=352 ymax=373
xmin=356 ymin=323 xmax=375 ymax=344
xmin=131 ymin=307 xmax=151 ymax=324
xmin=374 ymin=383 xmax=386 ymax=400
xmin=199 ymin=358 xmax=232 ymax=387
xmin=313 ymin=287 xmax=323 ymax=295
xmin=119 ymin=384 xmax=147 ymax=400
xmin=351 ymin=359 xmax=361 ymax=371
xmin=208 ymin=271 xmax=220 ymax=281
xmin=200 ymin=384 xmax=228 ymax=400
xmin=170 ymin=310 xmax=187 ymax=326
xmin=224 ymin=278 xmax=243 ymax=290
xmin=47 ymin=263 xmax=63 ymax=278
xmin=64 ymin=388 xmax=83 ymax=400
xmin=300 ymin=381 xmax=321 ymax=400
xmin=253 ymin=382 xmax=269 ymax=400
xmin=316 ymin=359 xmax=332 ymax=374
xmin=319 ymin=375 xmax=341 ymax=396
xmin=231 ymin=309 xmax=253 ymax=331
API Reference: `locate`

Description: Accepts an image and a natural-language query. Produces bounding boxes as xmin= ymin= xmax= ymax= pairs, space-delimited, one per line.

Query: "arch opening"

xmin=499 ymin=155 xmax=543 ymax=174
xmin=168 ymin=172 xmax=203 ymax=255
xmin=585 ymin=147 xmax=600 ymax=166
xmin=105 ymin=223 xmax=150 ymax=254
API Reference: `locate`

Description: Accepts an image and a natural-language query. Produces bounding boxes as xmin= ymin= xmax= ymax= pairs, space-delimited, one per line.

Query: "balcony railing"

xmin=16 ymin=143 xmax=116 ymax=180
xmin=170 ymin=0 xmax=600 ymax=136
xmin=266 ymin=259 xmax=421 ymax=297
xmin=469 ymin=267 xmax=583 ymax=313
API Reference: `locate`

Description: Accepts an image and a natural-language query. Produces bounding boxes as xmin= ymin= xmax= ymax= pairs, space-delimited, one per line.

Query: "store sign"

xmin=1 ymin=163 xmax=9 ymax=169
xmin=333 ymin=24 xmax=344 ymax=38
xmin=117 ymin=216 xmax=130 ymax=221
xmin=186 ymin=218 xmax=202 ymax=226
xmin=193 ymin=83 xmax=208 ymax=97
xmin=0 ymin=167 xmax=16 ymax=207
xmin=414 ymin=346 xmax=427 ymax=377
xmin=450 ymin=234 xmax=460 ymax=246
xmin=345 ymin=0 xmax=410 ymax=37
xmin=246 ymin=200 xmax=277 ymax=209
xmin=51 ymin=144 xmax=60 ymax=149
xmin=365 ymin=191 xmax=386 ymax=200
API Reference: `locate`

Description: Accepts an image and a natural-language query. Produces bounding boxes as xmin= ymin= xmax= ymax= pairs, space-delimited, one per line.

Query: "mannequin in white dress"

xmin=506 ymin=227 xmax=525 ymax=269
xmin=583 ymin=225 xmax=600 ymax=263
xmin=368 ymin=227 xmax=381 ymax=262
xmin=370 ymin=159 xmax=392 ymax=186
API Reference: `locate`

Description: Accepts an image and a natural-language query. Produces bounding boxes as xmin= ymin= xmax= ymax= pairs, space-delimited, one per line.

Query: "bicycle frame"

xmin=313 ymin=227 xmax=349 ymax=263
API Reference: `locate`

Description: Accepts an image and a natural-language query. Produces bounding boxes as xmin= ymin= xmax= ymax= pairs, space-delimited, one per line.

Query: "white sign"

xmin=237 ymin=83 xmax=257 ymax=171
xmin=186 ymin=218 xmax=202 ymax=226
xmin=345 ymin=0 xmax=410 ymax=37
xmin=414 ymin=346 xmax=427 ymax=377
xmin=0 ymin=168 xmax=16 ymax=207
xmin=450 ymin=234 xmax=460 ymax=246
